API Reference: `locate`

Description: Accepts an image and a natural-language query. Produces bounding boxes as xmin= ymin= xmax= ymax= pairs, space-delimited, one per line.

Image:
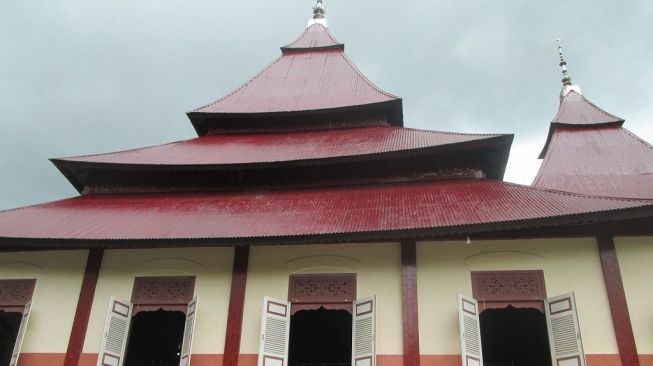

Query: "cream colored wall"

xmin=0 ymin=250 xmax=88 ymax=353
xmin=614 ymin=236 xmax=653 ymax=353
xmin=417 ymin=238 xmax=617 ymax=355
xmin=240 ymin=243 xmax=403 ymax=355
xmin=82 ymin=247 xmax=234 ymax=355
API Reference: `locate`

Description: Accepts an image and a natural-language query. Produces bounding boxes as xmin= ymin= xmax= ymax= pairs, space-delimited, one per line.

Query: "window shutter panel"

xmin=352 ymin=296 xmax=376 ymax=366
xmin=545 ymin=292 xmax=586 ymax=366
xmin=179 ymin=297 xmax=198 ymax=366
xmin=458 ymin=294 xmax=483 ymax=366
xmin=8 ymin=300 xmax=32 ymax=366
xmin=257 ymin=296 xmax=291 ymax=366
xmin=97 ymin=297 xmax=133 ymax=366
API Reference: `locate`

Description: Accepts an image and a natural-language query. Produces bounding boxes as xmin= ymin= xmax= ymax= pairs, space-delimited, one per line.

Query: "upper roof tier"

xmin=187 ymin=21 xmax=402 ymax=135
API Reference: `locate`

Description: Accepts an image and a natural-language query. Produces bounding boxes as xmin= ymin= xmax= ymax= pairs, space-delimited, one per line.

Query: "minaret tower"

xmin=532 ymin=40 xmax=653 ymax=199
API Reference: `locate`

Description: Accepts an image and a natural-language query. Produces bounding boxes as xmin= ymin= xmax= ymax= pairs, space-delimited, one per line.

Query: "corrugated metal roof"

xmin=54 ymin=126 xmax=504 ymax=166
xmin=533 ymin=126 xmax=653 ymax=199
xmin=539 ymin=91 xmax=626 ymax=158
xmin=190 ymin=48 xmax=398 ymax=114
xmin=281 ymin=23 xmax=343 ymax=51
xmin=552 ymin=91 xmax=623 ymax=126
xmin=0 ymin=179 xmax=651 ymax=241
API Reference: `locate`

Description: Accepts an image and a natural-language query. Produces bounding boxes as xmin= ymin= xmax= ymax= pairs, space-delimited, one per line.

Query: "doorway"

xmin=123 ymin=309 xmax=186 ymax=366
xmin=288 ymin=307 xmax=352 ymax=366
xmin=479 ymin=306 xmax=551 ymax=366
xmin=0 ymin=310 xmax=21 ymax=366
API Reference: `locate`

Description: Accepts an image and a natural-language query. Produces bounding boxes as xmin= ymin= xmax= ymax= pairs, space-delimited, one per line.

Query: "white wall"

xmin=417 ymin=238 xmax=617 ymax=355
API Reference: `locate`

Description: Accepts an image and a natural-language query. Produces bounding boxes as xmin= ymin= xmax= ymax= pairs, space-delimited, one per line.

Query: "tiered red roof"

xmin=2 ymin=8 xmax=653 ymax=248
xmin=533 ymin=89 xmax=653 ymax=199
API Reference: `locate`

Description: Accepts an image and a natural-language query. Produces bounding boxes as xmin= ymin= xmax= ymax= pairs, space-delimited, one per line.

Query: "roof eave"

xmin=2 ymin=204 xmax=652 ymax=249
xmin=186 ymin=99 xmax=404 ymax=136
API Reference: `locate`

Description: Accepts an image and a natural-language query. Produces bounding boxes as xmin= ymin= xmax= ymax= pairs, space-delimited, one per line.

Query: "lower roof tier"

xmin=1 ymin=179 xmax=651 ymax=245
xmin=533 ymin=126 xmax=653 ymax=199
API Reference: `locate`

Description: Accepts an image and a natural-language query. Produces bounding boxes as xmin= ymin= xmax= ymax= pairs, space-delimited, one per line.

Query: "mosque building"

xmin=0 ymin=3 xmax=652 ymax=366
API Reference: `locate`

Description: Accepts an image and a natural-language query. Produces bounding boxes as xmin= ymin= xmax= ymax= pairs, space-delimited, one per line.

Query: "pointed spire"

xmin=556 ymin=38 xmax=583 ymax=97
xmin=556 ymin=38 xmax=572 ymax=86
xmin=556 ymin=38 xmax=582 ymax=96
xmin=307 ymin=0 xmax=328 ymax=27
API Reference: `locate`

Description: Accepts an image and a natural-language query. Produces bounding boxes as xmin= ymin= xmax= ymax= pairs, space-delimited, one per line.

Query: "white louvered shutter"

xmin=458 ymin=294 xmax=483 ymax=366
xmin=179 ymin=297 xmax=198 ymax=366
xmin=545 ymin=292 xmax=586 ymax=366
xmin=9 ymin=300 xmax=32 ymax=366
xmin=97 ymin=297 xmax=133 ymax=366
xmin=352 ymin=296 xmax=376 ymax=366
xmin=257 ymin=296 xmax=291 ymax=366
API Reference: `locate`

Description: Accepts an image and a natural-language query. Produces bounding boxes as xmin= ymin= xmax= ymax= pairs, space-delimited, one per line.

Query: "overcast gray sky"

xmin=1 ymin=0 xmax=652 ymax=210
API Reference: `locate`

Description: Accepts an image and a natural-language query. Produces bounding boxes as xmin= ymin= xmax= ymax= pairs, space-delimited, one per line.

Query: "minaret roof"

xmin=533 ymin=42 xmax=653 ymax=199
xmin=551 ymin=90 xmax=623 ymax=126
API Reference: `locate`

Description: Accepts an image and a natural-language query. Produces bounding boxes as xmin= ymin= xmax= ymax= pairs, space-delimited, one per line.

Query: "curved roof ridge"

xmin=189 ymin=49 xmax=399 ymax=115
xmin=552 ymin=90 xmax=624 ymax=125
xmin=622 ymin=127 xmax=653 ymax=150
xmin=340 ymin=52 xmax=399 ymax=100
xmin=53 ymin=138 xmax=190 ymax=161
xmin=400 ymin=126 xmax=504 ymax=138
xmin=188 ymin=56 xmax=284 ymax=113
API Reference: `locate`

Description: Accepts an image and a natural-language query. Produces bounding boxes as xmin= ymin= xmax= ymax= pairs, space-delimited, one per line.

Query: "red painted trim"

xmin=401 ymin=239 xmax=420 ymax=366
xmin=63 ymin=248 xmax=104 ymax=366
xmin=597 ymin=235 xmax=640 ymax=366
xmin=223 ymin=246 xmax=250 ymax=366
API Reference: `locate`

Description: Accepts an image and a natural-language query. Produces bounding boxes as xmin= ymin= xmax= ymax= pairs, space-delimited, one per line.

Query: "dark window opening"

xmin=480 ymin=306 xmax=552 ymax=366
xmin=124 ymin=309 xmax=185 ymax=366
xmin=0 ymin=310 xmax=22 ymax=366
xmin=289 ymin=307 xmax=352 ymax=366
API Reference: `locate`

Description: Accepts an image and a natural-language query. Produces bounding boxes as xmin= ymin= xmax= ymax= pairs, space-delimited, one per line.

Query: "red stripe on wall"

xmin=77 ymin=353 xmax=224 ymax=366
xmin=223 ymin=246 xmax=250 ymax=366
xmin=401 ymin=239 xmax=420 ymax=366
xmin=419 ymin=354 xmax=625 ymax=366
xmin=597 ymin=235 xmax=640 ymax=366
xmin=63 ymin=248 xmax=103 ymax=366
xmin=640 ymin=355 xmax=653 ymax=366
xmin=235 ymin=354 xmax=404 ymax=366
xmin=27 ymin=353 xmax=651 ymax=366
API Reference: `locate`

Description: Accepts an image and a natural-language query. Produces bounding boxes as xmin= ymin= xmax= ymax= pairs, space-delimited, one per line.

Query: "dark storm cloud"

xmin=1 ymin=0 xmax=652 ymax=210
